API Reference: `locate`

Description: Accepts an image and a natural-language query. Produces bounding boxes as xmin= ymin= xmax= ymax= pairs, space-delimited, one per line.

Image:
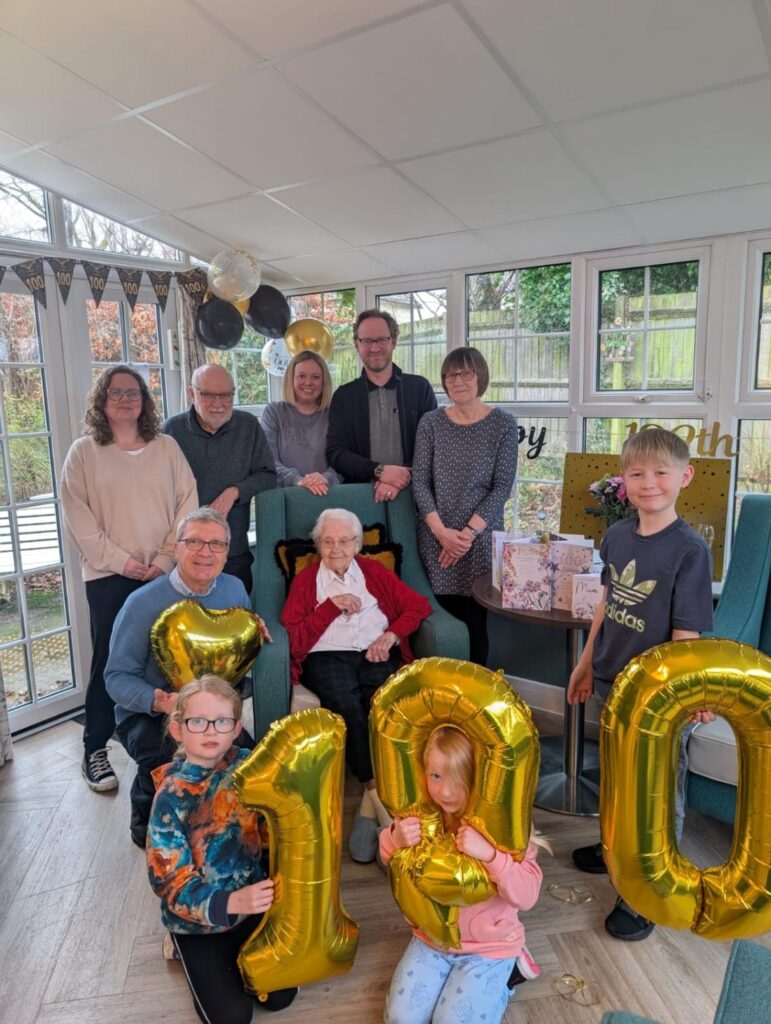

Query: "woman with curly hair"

xmin=62 ymin=365 xmax=197 ymax=794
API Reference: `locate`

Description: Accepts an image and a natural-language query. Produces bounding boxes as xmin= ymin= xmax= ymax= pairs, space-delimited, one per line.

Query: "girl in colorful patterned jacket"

xmin=380 ymin=726 xmax=549 ymax=1024
xmin=146 ymin=675 xmax=297 ymax=1024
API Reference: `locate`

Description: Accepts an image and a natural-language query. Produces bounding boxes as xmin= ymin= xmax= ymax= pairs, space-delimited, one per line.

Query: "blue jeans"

xmin=384 ymin=936 xmax=515 ymax=1024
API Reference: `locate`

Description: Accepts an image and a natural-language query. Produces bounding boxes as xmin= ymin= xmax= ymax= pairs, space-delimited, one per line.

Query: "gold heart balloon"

xmin=151 ymin=600 xmax=264 ymax=692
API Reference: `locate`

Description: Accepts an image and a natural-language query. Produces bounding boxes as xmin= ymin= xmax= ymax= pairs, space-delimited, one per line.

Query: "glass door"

xmin=0 ymin=285 xmax=81 ymax=732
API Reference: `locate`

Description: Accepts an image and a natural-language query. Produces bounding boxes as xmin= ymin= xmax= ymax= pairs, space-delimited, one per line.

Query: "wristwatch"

xmin=465 ymin=524 xmax=480 ymax=538
xmin=374 ymin=464 xmax=384 ymax=480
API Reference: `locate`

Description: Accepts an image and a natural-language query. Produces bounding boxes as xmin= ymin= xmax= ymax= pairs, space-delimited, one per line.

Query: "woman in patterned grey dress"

xmin=412 ymin=348 xmax=518 ymax=665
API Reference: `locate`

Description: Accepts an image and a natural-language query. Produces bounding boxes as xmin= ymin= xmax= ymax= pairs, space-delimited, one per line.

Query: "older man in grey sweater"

xmin=163 ymin=364 xmax=276 ymax=592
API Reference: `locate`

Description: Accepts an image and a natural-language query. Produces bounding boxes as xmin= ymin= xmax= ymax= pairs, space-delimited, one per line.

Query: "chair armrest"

xmin=251 ymin=617 xmax=291 ymax=740
xmin=412 ymin=604 xmax=470 ymax=661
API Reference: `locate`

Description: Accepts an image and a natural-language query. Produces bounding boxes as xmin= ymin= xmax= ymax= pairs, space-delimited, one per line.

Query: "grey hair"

xmin=311 ymin=508 xmax=363 ymax=552
xmin=176 ymin=507 xmax=231 ymax=544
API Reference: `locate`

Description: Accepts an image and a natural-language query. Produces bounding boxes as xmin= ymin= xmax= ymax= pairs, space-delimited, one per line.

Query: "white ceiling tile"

xmin=400 ymin=131 xmax=608 ymax=228
xmin=126 ymin=215 xmax=227 ymax=260
xmin=1 ymin=150 xmax=158 ymax=223
xmin=145 ymin=68 xmax=376 ymax=189
xmin=259 ymin=264 xmax=305 ymax=287
xmin=478 ymin=208 xmax=643 ymax=261
xmin=463 ymin=0 xmax=770 ymax=122
xmin=623 ymin=184 xmax=771 ymax=245
xmin=0 ymin=0 xmax=255 ymax=108
xmin=45 ymin=118 xmax=253 ymax=210
xmin=196 ymin=0 xmax=418 ymax=58
xmin=269 ymin=249 xmax=397 ymax=286
xmin=362 ymin=232 xmax=506 ymax=274
xmin=0 ymin=130 xmax=30 ymax=160
xmin=277 ymin=167 xmax=463 ymax=245
xmin=280 ymin=5 xmax=540 ymax=160
xmin=561 ymin=80 xmax=771 ymax=206
xmin=177 ymin=194 xmax=345 ymax=260
xmin=0 ymin=33 xmax=123 ymax=145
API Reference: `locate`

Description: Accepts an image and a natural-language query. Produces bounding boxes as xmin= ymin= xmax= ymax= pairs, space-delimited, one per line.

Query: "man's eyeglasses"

xmin=107 ymin=387 xmax=142 ymax=402
xmin=178 ymin=537 xmax=229 ymax=553
xmin=319 ymin=536 xmax=357 ymax=550
xmin=443 ymin=370 xmax=476 ymax=383
xmin=182 ymin=716 xmax=238 ymax=734
xmin=355 ymin=336 xmax=392 ymax=347
xmin=193 ymin=387 xmax=235 ymax=403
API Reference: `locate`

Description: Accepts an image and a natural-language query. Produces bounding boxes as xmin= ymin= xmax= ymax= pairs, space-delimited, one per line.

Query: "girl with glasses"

xmin=147 ymin=675 xmax=297 ymax=1021
xmin=61 ymin=364 xmax=197 ymax=796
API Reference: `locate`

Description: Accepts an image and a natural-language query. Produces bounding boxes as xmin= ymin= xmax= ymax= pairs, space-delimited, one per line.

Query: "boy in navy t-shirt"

xmin=567 ymin=427 xmax=715 ymax=941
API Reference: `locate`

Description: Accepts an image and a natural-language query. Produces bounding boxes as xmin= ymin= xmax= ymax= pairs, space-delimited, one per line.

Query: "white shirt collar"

xmin=170 ymin=565 xmax=217 ymax=598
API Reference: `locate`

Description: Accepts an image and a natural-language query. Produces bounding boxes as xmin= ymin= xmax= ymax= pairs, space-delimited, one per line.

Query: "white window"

xmin=290 ymin=289 xmax=358 ymax=388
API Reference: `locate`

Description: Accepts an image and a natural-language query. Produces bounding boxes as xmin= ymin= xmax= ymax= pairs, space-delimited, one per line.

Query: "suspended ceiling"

xmin=1 ymin=0 xmax=771 ymax=286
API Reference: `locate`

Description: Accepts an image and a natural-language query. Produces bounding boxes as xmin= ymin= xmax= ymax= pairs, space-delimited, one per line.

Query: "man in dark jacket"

xmin=326 ymin=309 xmax=437 ymax=502
xmin=163 ymin=364 xmax=276 ymax=592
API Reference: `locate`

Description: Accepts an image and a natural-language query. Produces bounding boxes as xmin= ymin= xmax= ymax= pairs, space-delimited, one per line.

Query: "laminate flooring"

xmin=1 ymin=718 xmax=766 ymax=1024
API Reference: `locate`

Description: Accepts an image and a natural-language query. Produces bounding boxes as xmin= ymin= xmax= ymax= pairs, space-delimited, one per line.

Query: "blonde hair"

xmin=280 ymin=350 xmax=333 ymax=410
xmin=424 ymin=725 xmax=551 ymax=853
xmin=621 ymin=425 xmax=690 ymax=471
xmin=168 ymin=675 xmax=242 ymax=757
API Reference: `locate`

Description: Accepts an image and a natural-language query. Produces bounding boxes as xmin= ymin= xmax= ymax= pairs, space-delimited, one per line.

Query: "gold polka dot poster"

xmin=559 ymin=453 xmax=730 ymax=580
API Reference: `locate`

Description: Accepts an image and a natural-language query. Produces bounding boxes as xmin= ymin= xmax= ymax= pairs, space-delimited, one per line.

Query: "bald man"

xmin=163 ymin=364 xmax=276 ymax=592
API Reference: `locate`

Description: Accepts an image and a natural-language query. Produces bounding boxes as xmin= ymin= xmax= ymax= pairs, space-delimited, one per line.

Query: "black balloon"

xmin=195 ymin=297 xmax=244 ymax=350
xmin=245 ymin=284 xmax=291 ymax=339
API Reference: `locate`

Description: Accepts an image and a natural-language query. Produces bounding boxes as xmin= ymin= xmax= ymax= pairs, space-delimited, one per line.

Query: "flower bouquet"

xmin=585 ymin=475 xmax=632 ymax=528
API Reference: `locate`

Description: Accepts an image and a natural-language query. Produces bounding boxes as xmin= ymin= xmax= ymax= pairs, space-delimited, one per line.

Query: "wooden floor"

xmin=1 ymin=717 xmax=767 ymax=1024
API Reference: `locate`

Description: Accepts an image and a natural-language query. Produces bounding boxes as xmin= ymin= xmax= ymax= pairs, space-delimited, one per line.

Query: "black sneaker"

xmin=82 ymin=748 xmax=119 ymax=792
xmin=130 ymin=823 xmax=148 ymax=850
xmin=261 ymin=987 xmax=298 ymax=1012
xmin=604 ymin=897 xmax=655 ymax=941
xmin=507 ymin=944 xmax=540 ymax=989
xmin=572 ymin=842 xmax=607 ymax=874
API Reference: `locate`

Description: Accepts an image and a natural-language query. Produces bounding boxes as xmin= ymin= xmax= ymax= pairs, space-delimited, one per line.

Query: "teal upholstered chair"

xmin=249 ymin=483 xmax=469 ymax=740
xmin=600 ymin=939 xmax=771 ymax=1024
xmin=687 ymin=493 xmax=771 ymax=823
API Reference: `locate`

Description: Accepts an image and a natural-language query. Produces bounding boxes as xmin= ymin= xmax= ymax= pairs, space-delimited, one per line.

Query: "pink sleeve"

xmin=485 ymin=842 xmax=543 ymax=912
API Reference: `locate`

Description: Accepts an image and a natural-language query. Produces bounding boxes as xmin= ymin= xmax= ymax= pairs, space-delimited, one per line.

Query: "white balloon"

xmin=261 ymin=337 xmax=292 ymax=377
xmin=207 ymin=249 xmax=261 ymax=303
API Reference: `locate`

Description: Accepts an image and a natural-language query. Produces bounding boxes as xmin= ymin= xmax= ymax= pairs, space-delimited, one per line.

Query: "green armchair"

xmin=249 ymin=483 xmax=469 ymax=740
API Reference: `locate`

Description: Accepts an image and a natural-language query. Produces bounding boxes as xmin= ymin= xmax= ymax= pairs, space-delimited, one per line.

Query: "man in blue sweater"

xmin=163 ymin=364 xmax=276 ymax=593
xmin=106 ymin=508 xmax=251 ymax=848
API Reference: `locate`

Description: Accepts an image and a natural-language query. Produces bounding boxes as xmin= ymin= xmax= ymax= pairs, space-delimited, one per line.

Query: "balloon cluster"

xmin=195 ymin=248 xmax=336 ymax=367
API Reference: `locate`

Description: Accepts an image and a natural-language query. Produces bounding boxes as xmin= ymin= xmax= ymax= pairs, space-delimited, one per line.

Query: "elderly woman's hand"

xmin=365 ymin=630 xmax=398 ymax=662
xmin=329 ymin=593 xmax=362 ymax=616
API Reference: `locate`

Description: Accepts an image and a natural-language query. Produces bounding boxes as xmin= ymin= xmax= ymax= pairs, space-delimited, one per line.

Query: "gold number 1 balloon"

xmin=233 ymin=708 xmax=359 ymax=996
xmin=601 ymin=637 xmax=771 ymax=940
xmin=370 ymin=657 xmax=540 ymax=948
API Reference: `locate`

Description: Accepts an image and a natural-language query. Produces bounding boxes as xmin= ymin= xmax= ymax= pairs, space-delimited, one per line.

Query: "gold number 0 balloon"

xmin=370 ymin=657 xmax=540 ymax=948
xmin=601 ymin=638 xmax=771 ymax=940
xmin=233 ymin=708 xmax=359 ymax=996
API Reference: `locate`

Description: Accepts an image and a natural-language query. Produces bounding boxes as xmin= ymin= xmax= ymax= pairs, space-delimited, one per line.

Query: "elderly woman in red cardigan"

xmin=280 ymin=507 xmax=431 ymax=863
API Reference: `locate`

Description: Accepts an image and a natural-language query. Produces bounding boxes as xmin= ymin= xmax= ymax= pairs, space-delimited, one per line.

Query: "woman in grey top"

xmin=412 ymin=348 xmax=518 ymax=665
xmin=261 ymin=351 xmax=341 ymax=495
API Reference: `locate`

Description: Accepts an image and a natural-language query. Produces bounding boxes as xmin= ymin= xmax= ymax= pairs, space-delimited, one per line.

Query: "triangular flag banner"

xmin=117 ymin=267 xmax=143 ymax=312
xmin=147 ymin=270 xmax=172 ymax=313
xmin=175 ymin=267 xmax=207 ymax=305
xmin=82 ymin=261 xmax=111 ymax=307
xmin=0 ymin=266 xmax=6 ymax=290
xmin=13 ymin=257 xmax=47 ymax=308
xmin=47 ymin=258 xmax=76 ymax=305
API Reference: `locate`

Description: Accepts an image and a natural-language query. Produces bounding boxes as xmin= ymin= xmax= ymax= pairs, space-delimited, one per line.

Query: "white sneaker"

xmin=162 ymin=933 xmax=179 ymax=961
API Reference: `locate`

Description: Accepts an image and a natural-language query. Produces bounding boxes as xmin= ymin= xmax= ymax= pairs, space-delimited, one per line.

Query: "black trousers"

xmin=436 ymin=594 xmax=489 ymax=667
xmin=225 ymin=550 xmax=254 ymax=595
xmin=301 ymin=650 xmax=401 ymax=784
xmin=116 ymin=710 xmax=254 ymax=827
xmin=83 ymin=575 xmax=146 ymax=755
xmin=172 ymin=916 xmax=297 ymax=1024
